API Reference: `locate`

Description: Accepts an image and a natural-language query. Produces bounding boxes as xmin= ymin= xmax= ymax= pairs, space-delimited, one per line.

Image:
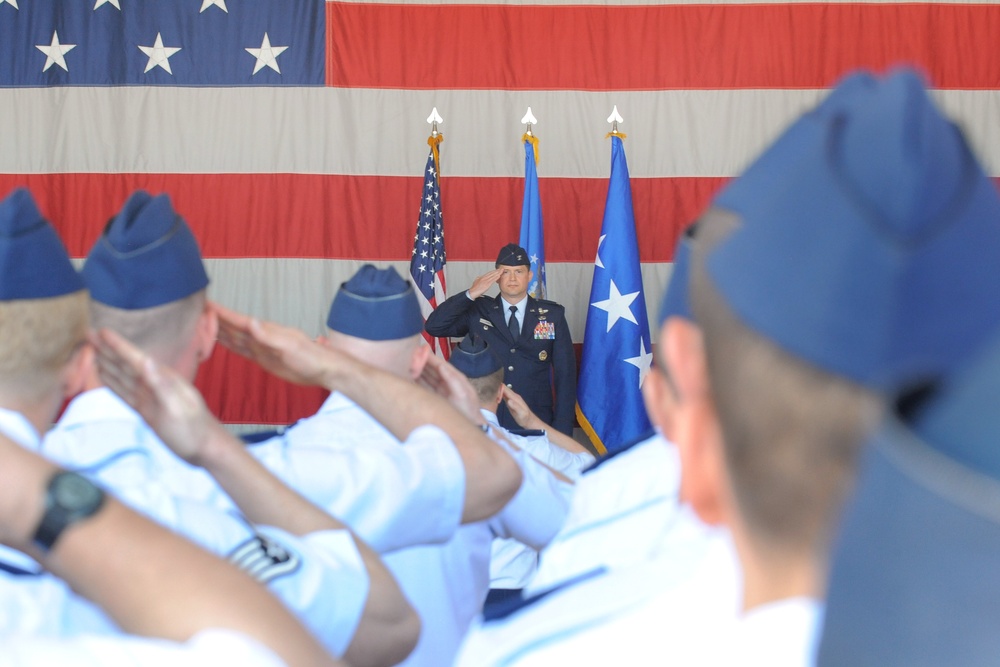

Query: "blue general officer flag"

xmin=519 ymin=138 xmax=547 ymax=299
xmin=576 ymin=135 xmax=652 ymax=454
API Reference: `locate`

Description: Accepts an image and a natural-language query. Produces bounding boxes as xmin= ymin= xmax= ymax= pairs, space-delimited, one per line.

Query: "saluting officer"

xmin=425 ymin=243 xmax=577 ymax=435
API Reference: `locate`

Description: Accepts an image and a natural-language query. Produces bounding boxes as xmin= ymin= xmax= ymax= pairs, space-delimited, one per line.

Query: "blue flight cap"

xmin=705 ymin=67 xmax=1000 ymax=392
xmin=327 ymin=264 xmax=424 ymax=340
xmin=83 ymin=191 xmax=209 ymax=309
xmin=658 ymin=222 xmax=697 ymax=324
xmin=495 ymin=243 xmax=530 ymax=268
xmin=818 ymin=330 xmax=1000 ymax=665
xmin=0 ymin=188 xmax=84 ymax=300
xmin=450 ymin=334 xmax=502 ymax=378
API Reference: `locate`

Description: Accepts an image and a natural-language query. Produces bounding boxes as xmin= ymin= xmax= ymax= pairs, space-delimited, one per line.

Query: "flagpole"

xmin=519 ymin=106 xmax=547 ymax=299
xmin=410 ymin=107 xmax=450 ymax=359
xmin=427 ymin=106 xmax=444 ymax=175
xmin=576 ymin=105 xmax=653 ymax=454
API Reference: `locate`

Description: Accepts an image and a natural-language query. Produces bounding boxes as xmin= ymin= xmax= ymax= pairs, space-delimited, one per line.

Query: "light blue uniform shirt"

xmin=454 ymin=430 xmax=742 ymax=666
xmin=42 ymin=389 xmax=369 ymax=658
xmin=0 ymin=407 xmax=116 ymax=640
xmin=249 ymin=391 xmax=571 ymax=667
xmin=482 ymin=409 xmax=593 ymax=589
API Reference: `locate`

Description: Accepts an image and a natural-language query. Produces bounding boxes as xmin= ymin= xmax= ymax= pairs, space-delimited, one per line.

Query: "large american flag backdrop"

xmin=2 ymin=0 xmax=998 ymax=427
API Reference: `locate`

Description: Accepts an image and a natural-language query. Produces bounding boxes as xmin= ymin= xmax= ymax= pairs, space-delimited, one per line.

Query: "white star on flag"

xmin=591 ymin=278 xmax=639 ymax=333
xmin=94 ymin=0 xmax=121 ymax=9
xmin=200 ymin=0 xmax=228 ymax=12
xmin=624 ymin=338 xmax=654 ymax=387
xmin=139 ymin=33 xmax=181 ymax=74
xmin=594 ymin=234 xmax=607 ymax=269
xmin=1 ymin=0 xmax=19 ymax=9
xmin=36 ymin=31 xmax=76 ymax=72
xmin=246 ymin=33 xmax=288 ymax=75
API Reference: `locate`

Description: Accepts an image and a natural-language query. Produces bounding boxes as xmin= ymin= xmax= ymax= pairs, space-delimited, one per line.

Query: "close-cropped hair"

xmin=689 ymin=209 xmax=882 ymax=561
xmin=89 ymin=290 xmax=206 ymax=364
xmin=0 ymin=290 xmax=89 ymax=399
xmin=468 ymin=368 xmax=504 ymax=405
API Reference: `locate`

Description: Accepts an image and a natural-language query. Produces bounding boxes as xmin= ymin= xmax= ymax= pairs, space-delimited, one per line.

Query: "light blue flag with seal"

xmin=576 ymin=134 xmax=653 ymax=454
xmin=519 ymin=137 xmax=547 ymax=299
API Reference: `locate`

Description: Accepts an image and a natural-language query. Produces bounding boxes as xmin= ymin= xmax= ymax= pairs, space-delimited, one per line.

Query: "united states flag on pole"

xmin=410 ymin=140 xmax=450 ymax=359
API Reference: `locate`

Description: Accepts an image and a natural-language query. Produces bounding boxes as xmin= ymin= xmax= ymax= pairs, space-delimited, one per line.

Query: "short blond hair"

xmin=89 ymin=291 xmax=206 ymax=365
xmin=690 ymin=209 xmax=882 ymax=560
xmin=0 ymin=290 xmax=89 ymax=400
xmin=468 ymin=369 xmax=505 ymax=406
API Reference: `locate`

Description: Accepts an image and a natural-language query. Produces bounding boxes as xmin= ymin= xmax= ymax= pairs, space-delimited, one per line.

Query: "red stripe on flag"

xmin=325 ymin=2 xmax=1000 ymax=91
xmin=2 ymin=174 xmax=723 ymax=262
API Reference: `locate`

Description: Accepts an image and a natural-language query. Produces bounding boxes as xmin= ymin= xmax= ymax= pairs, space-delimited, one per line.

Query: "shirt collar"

xmin=480 ymin=408 xmax=501 ymax=427
xmin=0 ymin=407 xmax=41 ymax=451
xmin=501 ymin=296 xmax=528 ymax=314
xmin=56 ymin=387 xmax=141 ymax=428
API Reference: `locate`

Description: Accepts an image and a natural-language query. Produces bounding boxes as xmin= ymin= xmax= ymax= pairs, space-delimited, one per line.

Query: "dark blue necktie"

xmin=508 ymin=305 xmax=519 ymax=340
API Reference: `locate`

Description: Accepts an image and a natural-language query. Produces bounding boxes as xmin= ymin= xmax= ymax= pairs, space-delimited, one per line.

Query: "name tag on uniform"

xmin=480 ymin=318 xmax=494 ymax=329
xmin=534 ymin=321 xmax=555 ymax=339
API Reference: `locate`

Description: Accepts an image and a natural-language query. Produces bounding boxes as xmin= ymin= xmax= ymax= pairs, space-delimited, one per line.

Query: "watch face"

xmin=34 ymin=471 xmax=106 ymax=552
xmin=53 ymin=472 xmax=103 ymax=510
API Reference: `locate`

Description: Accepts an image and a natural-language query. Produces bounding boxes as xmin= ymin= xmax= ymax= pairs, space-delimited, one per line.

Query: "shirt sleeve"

xmin=487 ymin=435 xmax=572 ymax=549
xmin=243 ymin=526 xmax=369 ymax=658
xmin=253 ymin=424 xmax=466 ymax=554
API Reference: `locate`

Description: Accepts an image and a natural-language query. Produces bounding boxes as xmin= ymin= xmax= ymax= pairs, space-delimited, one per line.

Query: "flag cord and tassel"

xmin=428 ymin=132 xmax=444 ymax=174
xmin=606 ymin=115 xmax=626 ymax=140
xmin=522 ymin=133 xmax=540 ymax=164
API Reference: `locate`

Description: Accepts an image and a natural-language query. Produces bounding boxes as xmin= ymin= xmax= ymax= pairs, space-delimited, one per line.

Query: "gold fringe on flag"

xmin=522 ymin=133 xmax=540 ymax=165
xmin=428 ymin=133 xmax=444 ymax=175
xmin=605 ymin=130 xmax=628 ymax=140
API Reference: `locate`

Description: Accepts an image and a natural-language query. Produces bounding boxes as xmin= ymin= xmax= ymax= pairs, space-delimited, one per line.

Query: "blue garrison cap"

xmin=327 ymin=264 xmax=424 ymax=340
xmin=495 ymin=243 xmax=530 ymax=268
xmin=818 ymin=331 xmax=1000 ymax=665
xmin=83 ymin=191 xmax=209 ymax=309
xmin=658 ymin=222 xmax=697 ymax=324
xmin=0 ymin=188 xmax=84 ymax=300
xmin=450 ymin=334 xmax=502 ymax=378
xmin=706 ymin=68 xmax=1000 ymax=392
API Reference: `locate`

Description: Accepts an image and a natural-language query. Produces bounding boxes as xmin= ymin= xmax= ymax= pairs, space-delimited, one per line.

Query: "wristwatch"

xmin=32 ymin=471 xmax=106 ymax=552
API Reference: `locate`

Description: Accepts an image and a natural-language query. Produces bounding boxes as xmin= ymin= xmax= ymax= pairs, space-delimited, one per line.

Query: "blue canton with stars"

xmin=409 ymin=149 xmax=446 ymax=305
xmin=0 ymin=0 xmax=323 ymax=87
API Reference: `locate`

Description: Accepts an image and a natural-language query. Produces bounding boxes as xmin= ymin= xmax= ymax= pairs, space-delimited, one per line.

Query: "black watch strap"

xmin=32 ymin=471 xmax=106 ymax=552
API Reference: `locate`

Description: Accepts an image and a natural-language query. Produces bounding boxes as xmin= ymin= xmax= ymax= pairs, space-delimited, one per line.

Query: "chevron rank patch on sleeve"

xmin=228 ymin=533 xmax=302 ymax=584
